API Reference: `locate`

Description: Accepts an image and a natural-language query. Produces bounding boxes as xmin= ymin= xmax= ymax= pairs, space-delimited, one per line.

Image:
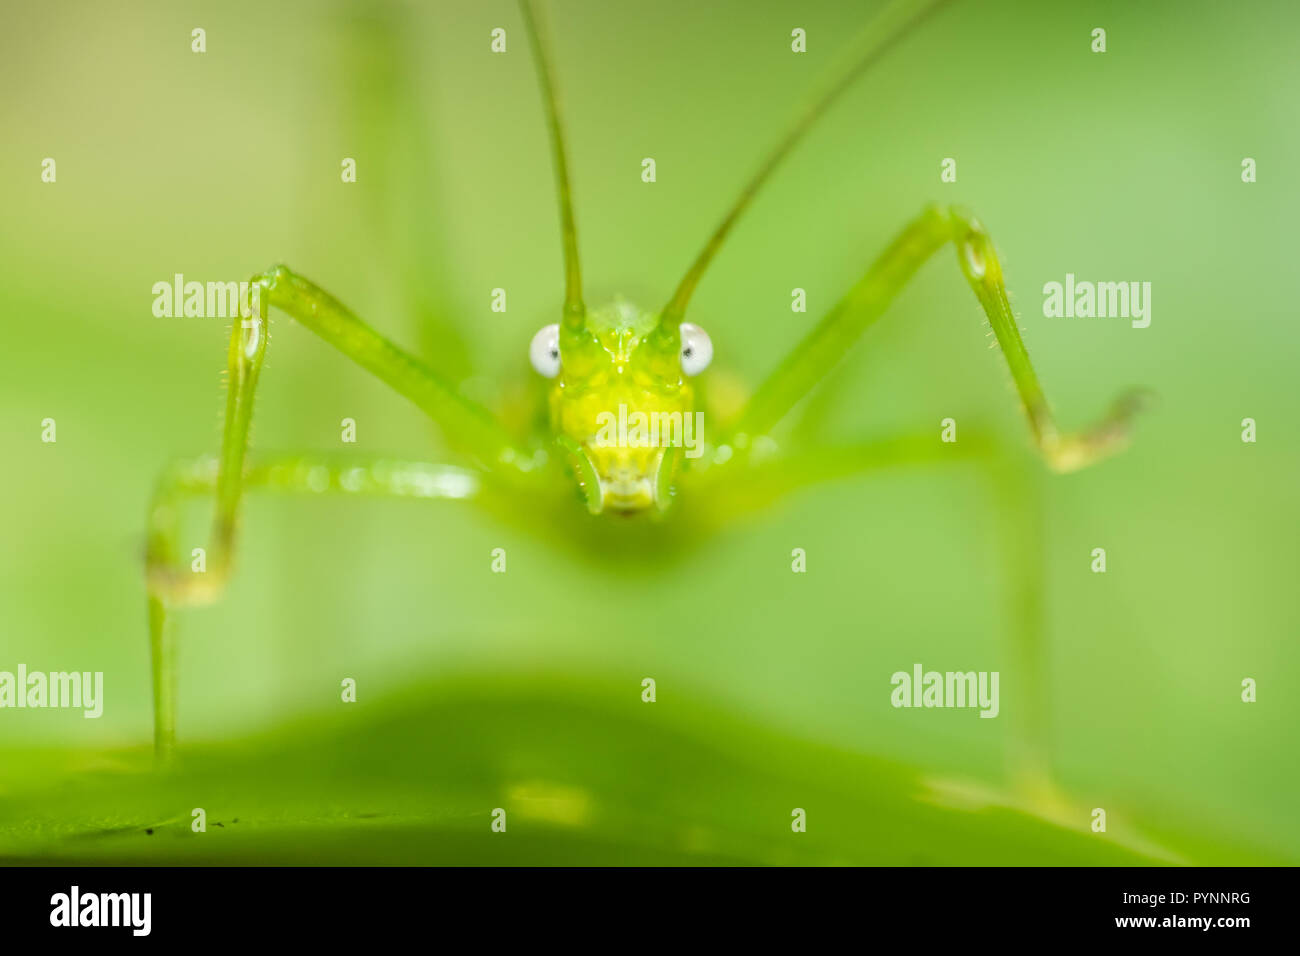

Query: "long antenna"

xmin=519 ymin=0 xmax=585 ymax=330
xmin=657 ymin=0 xmax=954 ymax=334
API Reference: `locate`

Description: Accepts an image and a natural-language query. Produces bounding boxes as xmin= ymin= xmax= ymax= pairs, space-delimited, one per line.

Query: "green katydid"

xmin=144 ymin=0 xmax=1145 ymax=765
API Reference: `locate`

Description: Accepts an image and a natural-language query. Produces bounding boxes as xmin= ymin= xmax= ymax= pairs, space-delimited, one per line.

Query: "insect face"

xmin=532 ymin=300 xmax=711 ymax=515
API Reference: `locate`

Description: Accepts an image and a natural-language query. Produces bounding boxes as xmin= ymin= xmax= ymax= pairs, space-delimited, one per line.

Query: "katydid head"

xmin=517 ymin=0 xmax=742 ymax=514
xmin=530 ymin=301 xmax=711 ymax=515
xmin=517 ymin=0 xmax=967 ymax=508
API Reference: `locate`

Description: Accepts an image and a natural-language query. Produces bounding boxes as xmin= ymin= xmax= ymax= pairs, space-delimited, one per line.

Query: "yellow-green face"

xmin=541 ymin=301 xmax=698 ymax=515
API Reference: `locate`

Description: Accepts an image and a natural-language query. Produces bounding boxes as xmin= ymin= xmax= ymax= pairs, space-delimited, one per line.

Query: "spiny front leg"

xmin=948 ymin=210 xmax=1149 ymax=472
xmin=150 ymin=263 xmax=526 ymax=602
xmin=144 ymin=267 xmax=529 ymax=763
xmin=728 ymin=206 xmax=1149 ymax=473
xmin=249 ymin=266 xmax=533 ymax=473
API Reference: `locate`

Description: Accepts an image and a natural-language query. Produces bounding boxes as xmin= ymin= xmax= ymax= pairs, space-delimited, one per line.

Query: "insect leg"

xmin=726 ymin=206 xmax=1149 ymax=473
xmin=145 ymin=453 xmax=480 ymax=763
xmin=248 ymin=266 xmax=533 ymax=474
xmin=144 ymin=269 xmax=532 ymax=763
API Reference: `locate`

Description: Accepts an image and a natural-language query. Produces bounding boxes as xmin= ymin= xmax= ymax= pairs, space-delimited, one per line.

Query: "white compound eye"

xmin=529 ymin=323 xmax=561 ymax=378
xmin=679 ymin=322 xmax=713 ymax=376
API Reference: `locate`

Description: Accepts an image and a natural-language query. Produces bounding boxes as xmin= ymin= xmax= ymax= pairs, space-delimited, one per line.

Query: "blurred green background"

xmin=1 ymin=0 xmax=1296 ymax=864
